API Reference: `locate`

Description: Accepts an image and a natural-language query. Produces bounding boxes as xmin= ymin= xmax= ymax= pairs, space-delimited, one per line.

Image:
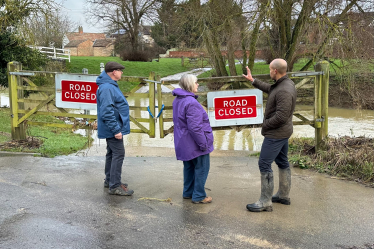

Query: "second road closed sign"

xmin=207 ymin=89 xmax=264 ymax=127
xmin=214 ymin=95 xmax=257 ymax=120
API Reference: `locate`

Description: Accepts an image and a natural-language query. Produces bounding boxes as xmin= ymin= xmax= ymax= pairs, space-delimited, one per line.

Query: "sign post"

xmin=207 ymin=89 xmax=263 ymax=127
xmin=55 ymin=73 xmax=98 ymax=110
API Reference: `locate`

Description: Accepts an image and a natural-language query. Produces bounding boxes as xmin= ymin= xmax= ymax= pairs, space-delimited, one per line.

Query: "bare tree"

xmin=18 ymin=12 xmax=75 ymax=48
xmin=253 ymin=0 xmax=373 ymax=70
xmin=201 ymin=0 xmax=247 ymax=77
xmin=0 ymin=0 xmax=55 ymax=31
xmin=86 ymin=0 xmax=161 ymax=51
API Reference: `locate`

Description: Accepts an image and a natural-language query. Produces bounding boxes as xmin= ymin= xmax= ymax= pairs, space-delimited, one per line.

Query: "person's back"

xmin=96 ymin=61 xmax=133 ymax=196
xmin=259 ymin=75 xmax=296 ymax=139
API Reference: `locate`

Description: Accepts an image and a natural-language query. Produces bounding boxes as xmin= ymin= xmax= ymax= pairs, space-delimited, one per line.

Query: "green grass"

xmin=67 ymin=57 xmax=189 ymax=77
xmin=0 ymin=108 xmax=11 ymax=134
xmin=0 ymin=107 xmax=91 ymax=157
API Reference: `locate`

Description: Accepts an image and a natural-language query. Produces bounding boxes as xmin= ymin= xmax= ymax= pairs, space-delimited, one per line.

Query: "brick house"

xmin=64 ymin=39 xmax=94 ymax=56
xmin=93 ymin=39 xmax=115 ymax=56
xmin=63 ymin=26 xmax=114 ymax=56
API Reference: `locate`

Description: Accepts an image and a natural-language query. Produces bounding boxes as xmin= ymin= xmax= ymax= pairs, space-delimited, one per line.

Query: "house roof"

xmin=66 ymin=32 xmax=106 ymax=42
xmin=65 ymin=39 xmax=91 ymax=47
xmin=93 ymin=39 xmax=114 ymax=47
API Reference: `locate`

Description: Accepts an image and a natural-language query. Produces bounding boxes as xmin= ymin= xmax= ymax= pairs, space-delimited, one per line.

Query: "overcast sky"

xmin=60 ymin=0 xmax=103 ymax=33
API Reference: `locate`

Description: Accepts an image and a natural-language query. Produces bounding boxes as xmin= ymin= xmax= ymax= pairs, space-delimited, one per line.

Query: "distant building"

xmin=63 ymin=26 xmax=114 ymax=56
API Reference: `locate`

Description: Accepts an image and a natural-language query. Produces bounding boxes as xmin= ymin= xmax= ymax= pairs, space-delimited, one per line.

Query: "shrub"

xmin=0 ymin=31 xmax=48 ymax=87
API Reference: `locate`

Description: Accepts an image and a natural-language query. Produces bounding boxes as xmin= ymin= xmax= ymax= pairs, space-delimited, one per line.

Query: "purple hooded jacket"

xmin=172 ymin=88 xmax=214 ymax=161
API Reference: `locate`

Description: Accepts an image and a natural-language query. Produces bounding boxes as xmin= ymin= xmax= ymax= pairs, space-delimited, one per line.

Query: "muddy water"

xmin=1 ymin=91 xmax=373 ymax=152
xmin=118 ymin=96 xmax=374 ymax=152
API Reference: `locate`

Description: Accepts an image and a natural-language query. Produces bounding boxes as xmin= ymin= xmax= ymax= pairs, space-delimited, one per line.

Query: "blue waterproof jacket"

xmin=96 ymin=71 xmax=130 ymax=139
xmin=172 ymin=88 xmax=214 ymax=161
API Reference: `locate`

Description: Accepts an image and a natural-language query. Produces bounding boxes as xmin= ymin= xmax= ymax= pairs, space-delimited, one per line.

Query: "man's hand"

xmin=114 ymin=132 xmax=123 ymax=139
xmin=242 ymin=66 xmax=254 ymax=82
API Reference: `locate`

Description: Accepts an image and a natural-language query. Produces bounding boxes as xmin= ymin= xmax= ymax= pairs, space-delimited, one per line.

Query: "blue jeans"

xmin=105 ymin=137 xmax=125 ymax=189
xmin=183 ymin=154 xmax=210 ymax=202
xmin=259 ymin=137 xmax=290 ymax=173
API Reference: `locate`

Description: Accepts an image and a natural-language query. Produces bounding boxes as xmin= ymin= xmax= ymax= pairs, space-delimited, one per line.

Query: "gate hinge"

xmin=315 ymin=116 xmax=325 ymax=122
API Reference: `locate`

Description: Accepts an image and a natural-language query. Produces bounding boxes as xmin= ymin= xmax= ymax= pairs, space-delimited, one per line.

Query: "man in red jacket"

xmin=243 ymin=59 xmax=296 ymax=212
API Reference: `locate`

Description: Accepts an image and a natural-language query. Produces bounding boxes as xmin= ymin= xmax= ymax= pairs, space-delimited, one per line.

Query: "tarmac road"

xmin=0 ymin=146 xmax=374 ymax=249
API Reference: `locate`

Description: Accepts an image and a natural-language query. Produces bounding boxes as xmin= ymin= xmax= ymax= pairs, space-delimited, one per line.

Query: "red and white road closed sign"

xmin=214 ymin=95 xmax=257 ymax=120
xmin=61 ymin=80 xmax=98 ymax=104
xmin=55 ymin=74 xmax=99 ymax=110
xmin=207 ymin=89 xmax=263 ymax=127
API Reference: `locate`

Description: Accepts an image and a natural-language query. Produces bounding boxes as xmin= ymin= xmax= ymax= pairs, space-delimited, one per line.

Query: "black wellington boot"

xmin=272 ymin=167 xmax=291 ymax=205
xmin=246 ymin=172 xmax=274 ymax=212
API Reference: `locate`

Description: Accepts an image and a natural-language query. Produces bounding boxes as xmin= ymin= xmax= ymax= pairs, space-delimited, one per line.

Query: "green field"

xmin=68 ymin=57 xmax=189 ymax=77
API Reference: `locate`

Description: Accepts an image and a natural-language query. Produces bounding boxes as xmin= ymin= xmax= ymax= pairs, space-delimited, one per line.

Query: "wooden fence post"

xmin=7 ymin=61 xmax=26 ymax=140
xmin=319 ymin=61 xmax=329 ymax=139
xmin=148 ymin=72 xmax=156 ymax=138
xmin=156 ymin=75 xmax=164 ymax=138
xmin=314 ymin=61 xmax=329 ymax=150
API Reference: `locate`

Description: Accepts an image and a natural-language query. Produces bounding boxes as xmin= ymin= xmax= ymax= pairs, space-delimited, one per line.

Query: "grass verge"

xmin=288 ymin=137 xmax=374 ymax=187
xmin=0 ymin=107 xmax=92 ymax=157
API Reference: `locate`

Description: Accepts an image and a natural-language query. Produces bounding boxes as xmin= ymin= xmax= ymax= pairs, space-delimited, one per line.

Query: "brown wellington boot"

xmin=246 ymin=172 xmax=274 ymax=212
xmin=272 ymin=167 xmax=291 ymax=205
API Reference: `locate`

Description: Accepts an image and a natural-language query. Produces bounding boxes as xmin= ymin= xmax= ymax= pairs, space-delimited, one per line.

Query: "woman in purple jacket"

xmin=172 ymin=74 xmax=214 ymax=204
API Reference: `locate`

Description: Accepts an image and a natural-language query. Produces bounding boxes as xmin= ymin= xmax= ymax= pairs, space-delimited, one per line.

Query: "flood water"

xmin=1 ymin=91 xmax=373 ymax=152
xmin=121 ymin=96 xmax=374 ymax=151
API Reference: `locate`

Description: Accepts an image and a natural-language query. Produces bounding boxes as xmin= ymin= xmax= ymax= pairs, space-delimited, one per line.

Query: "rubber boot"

xmin=246 ymin=172 xmax=274 ymax=212
xmin=272 ymin=167 xmax=291 ymax=205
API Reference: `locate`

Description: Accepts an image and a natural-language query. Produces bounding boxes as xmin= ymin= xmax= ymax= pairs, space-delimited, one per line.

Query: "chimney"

xmin=79 ymin=26 xmax=83 ymax=34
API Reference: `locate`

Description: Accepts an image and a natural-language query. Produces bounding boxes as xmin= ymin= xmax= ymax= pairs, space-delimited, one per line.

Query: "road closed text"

xmin=61 ymin=80 xmax=98 ymax=104
xmin=214 ymin=95 xmax=257 ymax=120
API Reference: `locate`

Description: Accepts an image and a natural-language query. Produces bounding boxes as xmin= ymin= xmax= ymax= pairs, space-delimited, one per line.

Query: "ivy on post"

xmin=7 ymin=61 xmax=27 ymax=140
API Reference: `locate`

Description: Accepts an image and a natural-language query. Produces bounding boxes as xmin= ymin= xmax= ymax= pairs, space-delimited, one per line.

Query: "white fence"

xmin=28 ymin=46 xmax=71 ymax=62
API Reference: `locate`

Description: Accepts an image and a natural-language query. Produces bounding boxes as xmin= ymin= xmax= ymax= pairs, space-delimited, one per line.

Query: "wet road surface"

xmin=1 ymin=148 xmax=374 ymax=249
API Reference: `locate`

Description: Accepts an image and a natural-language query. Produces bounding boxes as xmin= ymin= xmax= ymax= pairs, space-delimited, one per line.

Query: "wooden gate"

xmin=8 ymin=60 xmax=329 ymax=151
xmin=155 ymin=61 xmax=329 ymax=150
xmin=7 ymin=61 xmax=159 ymax=140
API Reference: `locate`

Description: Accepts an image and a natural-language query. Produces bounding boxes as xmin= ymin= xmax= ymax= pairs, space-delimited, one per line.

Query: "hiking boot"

xmin=108 ymin=184 xmax=134 ymax=196
xmin=246 ymin=172 xmax=274 ymax=212
xmin=192 ymin=196 xmax=212 ymax=204
xmin=104 ymin=181 xmax=128 ymax=188
xmin=272 ymin=167 xmax=291 ymax=205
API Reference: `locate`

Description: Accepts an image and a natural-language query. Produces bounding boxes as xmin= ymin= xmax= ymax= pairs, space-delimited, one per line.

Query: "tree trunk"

xmin=204 ymin=28 xmax=228 ymax=77
xmin=241 ymin=28 xmax=247 ymax=74
xmin=226 ymin=21 xmax=237 ymax=77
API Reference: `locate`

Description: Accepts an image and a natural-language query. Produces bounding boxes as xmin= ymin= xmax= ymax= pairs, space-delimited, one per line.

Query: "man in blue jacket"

xmin=96 ymin=61 xmax=134 ymax=196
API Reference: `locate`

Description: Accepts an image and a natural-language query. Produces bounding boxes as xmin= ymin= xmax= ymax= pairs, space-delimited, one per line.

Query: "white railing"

xmin=28 ymin=46 xmax=71 ymax=62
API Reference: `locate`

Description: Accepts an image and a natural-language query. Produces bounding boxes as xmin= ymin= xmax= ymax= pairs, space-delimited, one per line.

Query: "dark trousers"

xmin=105 ymin=137 xmax=125 ymax=189
xmin=259 ymin=137 xmax=290 ymax=173
xmin=183 ymin=154 xmax=210 ymax=202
